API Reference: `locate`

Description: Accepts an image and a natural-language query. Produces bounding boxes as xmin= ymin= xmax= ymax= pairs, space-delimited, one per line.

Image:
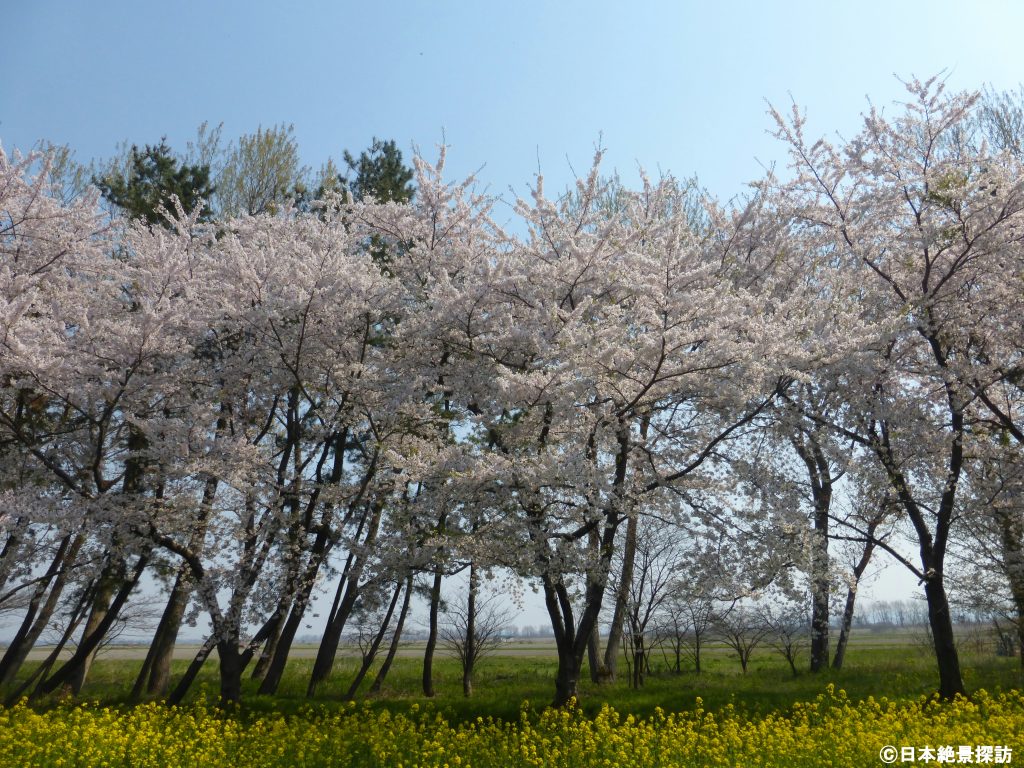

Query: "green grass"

xmin=8 ymin=629 xmax=1021 ymax=723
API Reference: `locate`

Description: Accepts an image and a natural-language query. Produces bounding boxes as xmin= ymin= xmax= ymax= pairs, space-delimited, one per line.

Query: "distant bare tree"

xmin=759 ymin=597 xmax=809 ymax=676
xmin=713 ymin=605 xmax=771 ymax=674
xmin=440 ymin=568 xmax=516 ymax=697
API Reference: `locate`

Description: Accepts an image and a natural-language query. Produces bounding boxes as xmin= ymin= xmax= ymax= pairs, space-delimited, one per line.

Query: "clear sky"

xmin=4 ymin=0 xmax=1024 ymax=212
xmin=2 ymin=0 xmax=1018 ymax=627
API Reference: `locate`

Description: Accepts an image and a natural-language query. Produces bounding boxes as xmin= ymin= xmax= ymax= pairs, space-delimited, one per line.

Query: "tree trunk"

xmin=553 ymin=644 xmax=582 ymax=708
xmin=602 ymin=511 xmax=637 ymax=681
xmin=257 ymin=600 xmax=303 ymax=695
xmin=461 ymin=563 xmax=478 ymax=697
xmin=344 ymin=580 xmax=403 ymax=700
xmin=809 ymin=553 xmax=830 ymax=672
xmin=543 ymin=569 xmax=610 ymax=707
xmin=37 ymin=553 xmax=149 ymax=697
xmin=167 ymin=636 xmax=216 ymax=706
xmin=250 ymin=608 xmax=285 ymax=682
xmin=307 ymin=500 xmax=384 ymax=697
xmin=130 ymin=570 xmax=191 ymax=699
xmin=631 ymin=637 xmax=645 ymax=689
xmin=586 ymin=627 xmax=602 ymax=683
xmin=422 ymin=570 xmax=443 ymax=697
xmin=832 ymin=535 xmax=875 ymax=671
xmin=216 ymin=639 xmax=243 ymax=705
xmin=67 ymin=577 xmax=116 ymax=694
xmin=369 ymin=573 xmax=413 ymax=694
xmin=259 ymin=527 xmax=334 ymax=695
xmin=0 ymin=533 xmax=83 ymax=686
xmin=924 ymin=574 xmax=965 ymax=699
xmin=5 ymin=586 xmax=91 ymax=706
xmin=995 ymin=503 xmax=1024 ymax=671
xmin=136 ymin=469 xmax=218 ymax=698
xmin=792 ymin=434 xmax=832 ymax=673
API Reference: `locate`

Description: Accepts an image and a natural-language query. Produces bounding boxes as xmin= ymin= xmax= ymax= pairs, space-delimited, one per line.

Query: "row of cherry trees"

xmin=1 ymin=78 xmax=1022 ymax=705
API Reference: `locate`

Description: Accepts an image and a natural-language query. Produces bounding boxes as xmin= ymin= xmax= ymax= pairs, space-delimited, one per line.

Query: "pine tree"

xmin=95 ymin=139 xmax=214 ymax=226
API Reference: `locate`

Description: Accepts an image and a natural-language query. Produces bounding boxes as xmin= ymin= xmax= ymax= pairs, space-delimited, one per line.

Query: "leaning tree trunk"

xmin=586 ymin=628 xmax=602 ymax=683
xmin=37 ymin=552 xmax=149 ymax=697
xmin=307 ymin=500 xmax=383 ymax=697
xmin=369 ymin=573 xmax=413 ymax=694
xmin=258 ymin=524 xmax=334 ymax=695
xmin=344 ymin=580 xmax=403 ymax=700
xmin=0 ymin=533 xmax=83 ymax=686
xmin=131 ymin=568 xmax=193 ymax=699
xmin=249 ymin=609 xmax=285 ymax=683
xmin=67 ymin=576 xmax=117 ymax=695
xmin=5 ymin=585 xmax=91 ymax=706
xmin=422 ymin=570 xmax=443 ymax=698
xmin=832 ymin=532 xmax=876 ymax=671
xmin=167 ymin=636 xmax=216 ymax=706
xmin=832 ymin=585 xmax=858 ymax=672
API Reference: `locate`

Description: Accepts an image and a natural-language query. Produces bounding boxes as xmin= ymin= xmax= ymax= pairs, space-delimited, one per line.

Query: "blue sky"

xmin=2 ymin=0 xmax=1020 ymax=624
xmin=4 ymin=0 xmax=1024 ymax=215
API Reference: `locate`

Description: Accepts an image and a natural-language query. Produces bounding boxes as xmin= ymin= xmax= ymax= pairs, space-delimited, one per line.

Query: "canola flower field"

xmin=1 ymin=686 xmax=1021 ymax=768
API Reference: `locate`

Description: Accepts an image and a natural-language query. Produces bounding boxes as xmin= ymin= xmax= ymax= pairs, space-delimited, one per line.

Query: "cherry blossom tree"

xmin=770 ymin=76 xmax=1024 ymax=698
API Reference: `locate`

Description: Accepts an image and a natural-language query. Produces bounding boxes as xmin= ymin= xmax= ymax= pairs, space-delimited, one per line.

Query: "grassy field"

xmin=2 ymin=630 xmax=1021 ymax=767
xmin=16 ymin=627 xmax=1022 ymax=720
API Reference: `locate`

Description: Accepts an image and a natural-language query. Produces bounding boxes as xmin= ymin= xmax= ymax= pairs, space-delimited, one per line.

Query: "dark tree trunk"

xmin=545 ymin=421 xmax=629 ymax=708
xmin=258 ymin=525 xmax=334 ymax=695
xmin=344 ymin=580 xmax=403 ymax=700
xmin=256 ymin=600 xmax=302 ymax=695
xmin=924 ymin=575 xmax=965 ymax=699
xmin=250 ymin=608 xmax=285 ymax=682
xmin=422 ymin=570 xmax=443 ymax=697
xmin=137 ymin=468 xmax=218 ymax=698
xmin=369 ymin=573 xmax=413 ymax=694
xmin=995 ymin=503 xmax=1024 ymax=672
xmin=131 ymin=570 xmax=191 ymax=699
xmin=37 ymin=553 xmax=149 ymax=697
xmin=462 ymin=563 xmax=478 ymax=697
xmin=832 ymin=532 xmax=875 ymax=671
xmin=543 ymin=566 xmax=609 ymax=707
xmin=832 ymin=587 xmax=858 ymax=671
xmin=809 ymin=555 xmax=830 ymax=672
xmin=603 ymin=511 xmax=637 ymax=681
xmin=586 ymin=627 xmax=602 ymax=683
xmin=307 ymin=500 xmax=383 ymax=697
xmin=0 ymin=533 xmax=82 ymax=686
xmin=553 ymin=646 xmax=582 ymax=707
xmin=5 ymin=585 xmax=91 ymax=706
xmin=216 ymin=639 xmax=243 ymax=705
xmin=68 ymin=577 xmax=117 ymax=695
xmin=307 ymin=589 xmax=347 ymax=697
xmin=631 ymin=637 xmax=645 ymax=689
xmin=584 ymin=527 xmax=602 ymax=684
xmin=167 ymin=636 xmax=216 ymax=706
